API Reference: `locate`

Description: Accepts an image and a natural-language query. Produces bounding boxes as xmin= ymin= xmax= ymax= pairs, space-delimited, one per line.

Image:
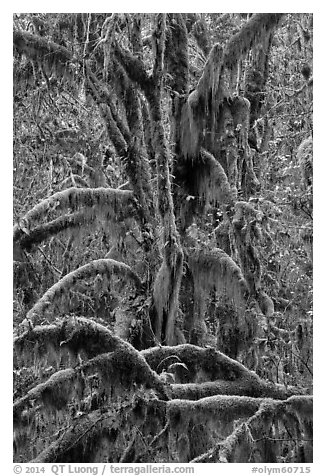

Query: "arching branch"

xmin=191 ymin=395 xmax=312 ymax=463
xmin=141 ymin=344 xmax=307 ymax=400
xmin=15 ymin=211 xmax=95 ymax=252
xmin=14 ymin=187 xmax=135 ymax=241
xmin=223 ymin=13 xmax=284 ymax=70
xmin=25 ymin=259 xmax=143 ymax=325
xmin=15 ymin=317 xmax=169 ymax=401
xmin=14 ymin=348 xmax=168 ymax=422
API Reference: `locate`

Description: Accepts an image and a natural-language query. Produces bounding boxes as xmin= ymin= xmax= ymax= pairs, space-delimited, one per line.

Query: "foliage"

xmin=13 ymin=13 xmax=312 ymax=463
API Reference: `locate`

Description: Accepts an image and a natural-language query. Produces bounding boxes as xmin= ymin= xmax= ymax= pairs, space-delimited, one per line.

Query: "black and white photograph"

xmin=12 ymin=10 xmax=314 ymax=467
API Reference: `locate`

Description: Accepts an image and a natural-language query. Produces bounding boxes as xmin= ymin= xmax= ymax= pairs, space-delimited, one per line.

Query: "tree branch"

xmin=15 ymin=211 xmax=94 ymax=252
xmin=191 ymin=395 xmax=312 ymax=462
xmin=14 ymin=187 xmax=135 ymax=241
xmin=223 ymin=14 xmax=284 ymax=70
xmin=113 ymin=42 xmax=153 ymax=94
xmin=13 ymin=29 xmax=74 ymax=80
xmin=25 ymin=259 xmax=143 ymax=325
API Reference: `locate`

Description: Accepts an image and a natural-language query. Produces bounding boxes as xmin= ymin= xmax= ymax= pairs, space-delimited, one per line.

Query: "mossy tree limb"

xmin=14 ymin=187 xmax=135 ymax=239
xmin=223 ymin=14 xmax=284 ymax=70
xmin=14 ymin=348 xmax=169 ymax=423
xmin=15 ymin=317 xmax=169 ymax=399
xmin=14 ymin=211 xmax=96 ymax=256
xmin=191 ymin=395 xmax=312 ymax=463
xmin=170 ymin=378 xmax=306 ymax=401
xmin=13 ymin=30 xmax=73 ymax=80
xmin=141 ymin=343 xmax=307 ymax=400
xmin=25 ymin=259 xmax=143 ymax=325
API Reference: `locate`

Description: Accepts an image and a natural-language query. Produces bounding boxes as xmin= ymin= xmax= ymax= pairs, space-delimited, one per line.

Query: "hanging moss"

xmin=32 ymin=408 xmax=118 ymax=463
xmin=297 ymin=136 xmax=313 ymax=188
xmin=173 ymin=147 xmax=234 ymax=230
xmin=167 ymin=394 xmax=262 ymax=460
xmin=178 ymin=44 xmax=224 ymax=160
xmin=189 ymin=247 xmax=248 ymax=311
xmin=214 ymin=220 xmax=231 ymax=254
xmin=192 ymin=18 xmax=211 ymax=57
xmin=179 ymin=94 xmax=202 ymax=159
xmin=232 ymin=200 xmax=264 ymax=296
xmin=14 ymin=367 xmax=85 ymax=423
xmin=198 ymin=149 xmax=234 ymax=206
xmin=190 ymin=394 xmax=312 ymax=463
xmin=223 ymin=14 xmax=283 ymax=71
xmin=186 ymin=246 xmax=250 ymax=348
xmin=173 ymin=15 xmax=282 ymax=215
xmin=230 ymin=96 xmax=251 ymax=149
xmin=285 ymin=395 xmax=313 ymax=421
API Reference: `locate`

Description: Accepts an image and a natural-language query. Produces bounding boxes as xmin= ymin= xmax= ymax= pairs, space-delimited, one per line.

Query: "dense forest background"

xmin=13 ymin=13 xmax=313 ymax=464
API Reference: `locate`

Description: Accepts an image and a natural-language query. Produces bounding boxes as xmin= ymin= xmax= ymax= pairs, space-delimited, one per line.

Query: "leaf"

xmin=157 ymin=355 xmax=181 ymax=373
xmin=167 ymin=362 xmax=189 ymax=373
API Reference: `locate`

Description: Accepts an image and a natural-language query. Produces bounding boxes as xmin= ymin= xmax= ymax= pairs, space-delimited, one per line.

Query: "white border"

xmin=3 ymin=4 xmax=324 ymax=474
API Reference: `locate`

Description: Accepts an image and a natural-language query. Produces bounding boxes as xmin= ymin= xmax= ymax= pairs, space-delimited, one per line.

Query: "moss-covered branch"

xmin=14 ymin=368 xmax=82 ymax=418
xmin=14 ymin=317 xmax=136 ymax=364
xmin=142 ymin=343 xmax=248 ymax=381
xmin=170 ymin=379 xmax=305 ymax=401
xmin=178 ymin=14 xmax=284 ymax=165
xmin=86 ymin=71 xmax=131 ymax=155
xmin=31 ymin=393 xmax=167 ymax=463
xmin=188 ymin=247 xmax=248 ymax=296
xmin=165 ymin=14 xmax=189 ymax=94
xmin=14 ymin=187 xmax=135 ymax=241
xmin=223 ymin=14 xmax=284 ymax=70
xmin=14 ymin=350 xmax=168 ymax=423
xmin=13 ymin=29 xmax=74 ymax=80
xmin=191 ymin=395 xmax=312 ymax=462
xmin=198 ymin=148 xmax=234 ymax=205
xmin=25 ymin=259 xmax=142 ymax=325
xmin=142 ymin=344 xmax=307 ymax=400
xmin=14 ymin=211 xmax=94 ymax=253
xmin=113 ymin=42 xmax=153 ymax=95
xmin=187 ymin=247 xmax=249 ymax=343
xmin=15 ymin=317 xmax=169 ymax=399
xmin=31 ymin=408 xmax=107 ymax=462
xmin=168 ymin=394 xmax=263 ymax=431
xmin=192 ymin=17 xmax=211 ymax=57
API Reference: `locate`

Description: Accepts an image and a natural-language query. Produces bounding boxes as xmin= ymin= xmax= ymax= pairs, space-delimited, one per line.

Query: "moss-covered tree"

xmin=13 ymin=13 xmax=313 ymax=463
